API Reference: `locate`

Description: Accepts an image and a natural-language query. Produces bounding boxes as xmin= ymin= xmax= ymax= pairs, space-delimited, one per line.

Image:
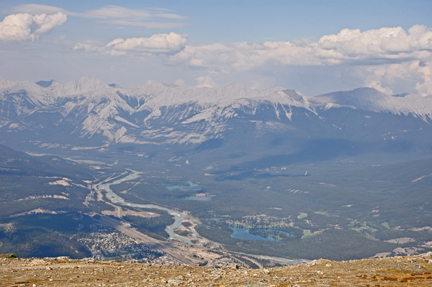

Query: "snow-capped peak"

xmin=2 ymin=75 xmax=432 ymax=147
xmin=126 ymin=80 xmax=310 ymax=110
xmin=316 ymin=88 xmax=389 ymax=110
xmin=316 ymin=87 xmax=432 ymax=120
xmin=0 ymin=77 xmax=17 ymax=89
xmin=52 ymin=75 xmax=110 ymax=96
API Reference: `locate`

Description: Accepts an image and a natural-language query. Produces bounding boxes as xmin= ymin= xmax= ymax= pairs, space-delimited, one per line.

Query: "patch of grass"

xmin=298 ymin=212 xmax=308 ymax=219
xmin=0 ymin=254 xmax=16 ymax=258
xmin=382 ymin=222 xmax=390 ymax=229
xmin=182 ymin=222 xmax=192 ymax=228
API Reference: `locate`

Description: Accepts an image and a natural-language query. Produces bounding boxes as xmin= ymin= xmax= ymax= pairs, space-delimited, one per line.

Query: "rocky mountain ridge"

xmin=1 ymin=76 xmax=432 ymax=147
xmin=316 ymin=87 xmax=432 ymax=121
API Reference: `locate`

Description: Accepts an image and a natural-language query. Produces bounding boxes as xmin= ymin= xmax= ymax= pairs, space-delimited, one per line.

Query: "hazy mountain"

xmin=316 ymin=88 xmax=432 ymax=121
xmin=1 ymin=76 xmax=432 ymax=164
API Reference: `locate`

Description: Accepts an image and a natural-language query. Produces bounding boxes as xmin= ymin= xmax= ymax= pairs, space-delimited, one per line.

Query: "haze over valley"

xmin=1 ymin=76 xmax=432 ymax=264
xmin=1 ymin=0 xmax=432 ymax=268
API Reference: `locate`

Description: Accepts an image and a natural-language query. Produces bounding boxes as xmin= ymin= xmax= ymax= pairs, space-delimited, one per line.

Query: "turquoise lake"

xmin=164 ymin=181 xmax=203 ymax=192
xmin=229 ymin=226 xmax=290 ymax=242
xmin=165 ymin=195 xmax=213 ymax=201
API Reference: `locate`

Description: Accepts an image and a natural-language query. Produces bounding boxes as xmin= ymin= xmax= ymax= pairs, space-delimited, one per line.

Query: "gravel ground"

xmin=1 ymin=252 xmax=432 ymax=286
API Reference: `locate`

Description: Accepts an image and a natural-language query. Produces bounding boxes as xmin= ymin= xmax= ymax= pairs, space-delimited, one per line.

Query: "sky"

xmin=1 ymin=0 xmax=432 ymax=96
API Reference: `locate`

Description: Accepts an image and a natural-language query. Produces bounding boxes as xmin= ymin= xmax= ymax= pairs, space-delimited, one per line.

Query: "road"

xmin=98 ymin=215 xmax=196 ymax=265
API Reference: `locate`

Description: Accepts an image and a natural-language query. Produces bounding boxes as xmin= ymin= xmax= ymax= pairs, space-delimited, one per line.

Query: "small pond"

xmin=181 ymin=196 xmax=213 ymax=201
xmin=229 ymin=226 xmax=290 ymax=242
xmin=165 ymin=195 xmax=213 ymax=201
xmin=164 ymin=181 xmax=203 ymax=192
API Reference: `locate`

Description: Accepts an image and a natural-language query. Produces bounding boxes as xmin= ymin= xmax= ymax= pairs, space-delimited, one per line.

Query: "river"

xmin=99 ymin=170 xmax=310 ymax=265
xmin=100 ymin=170 xmax=196 ymax=245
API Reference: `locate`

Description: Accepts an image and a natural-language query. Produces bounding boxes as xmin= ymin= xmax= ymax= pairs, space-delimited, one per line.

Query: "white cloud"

xmin=317 ymin=25 xmax=432 ymax=60
xmin=76 ymin=5 xmax=185 ymax=20
xmin=97 ymin=20 xmax=186 ymax=29
xmin=9 ymin=4 xmax=186 ymax=29
xmin=7 ymin=4 xmax=66 ymax=15
xmin=69 ymin=24 xmax=432 ymax=96
xmin=169 ymin=25 xmax=432 ymax=72
xmin=0 ymin=12 xmax=67 ymax=43
xmin=195 ymin=76 xmax=215 ymax=88
xmin=359 ymin=60 xmax=432 ymax=96
xmin=74 ymin=32 xmax=187 ymax=55
xmin=367 ymin=80 xmax=394 ymax=95
xmin=106 ymin=33 xmax=187 ymax=53
xmin=166 ymin=25 xmax=432 ymax=96
xmin=414 ymin=63 xmax=432 ymax=97
xmin=174 ymin=79 xmax=186 ymax=86
xmin=169 ymin=40 xmax=332 ymax=72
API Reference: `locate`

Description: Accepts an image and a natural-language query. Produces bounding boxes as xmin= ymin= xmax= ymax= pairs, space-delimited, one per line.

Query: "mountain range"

xmin=1 ymin=76 xmax=432 ymax=165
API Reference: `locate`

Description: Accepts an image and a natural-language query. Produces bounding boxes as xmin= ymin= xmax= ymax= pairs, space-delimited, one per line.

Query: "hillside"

xmin=0 ymin=144 xmax=101 ymax=259
xmin=1 ymin=252 xmax=432 ymax=286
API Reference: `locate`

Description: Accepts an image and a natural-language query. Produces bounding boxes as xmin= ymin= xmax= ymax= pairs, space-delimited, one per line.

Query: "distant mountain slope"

xmin=0 ymin=76 xmax=432 ymax=164
xmin=0 ymin=144 xmax=100 ymax=258
xmin=316 ymin=87 xmax=432 ymax=121
xmin=0 ymin=76 xmax=317 ymax=145
xmin=0 ymin=143 xmax=96 ymax=209
xmin=0 ymin=144 xmax=96 ymax=179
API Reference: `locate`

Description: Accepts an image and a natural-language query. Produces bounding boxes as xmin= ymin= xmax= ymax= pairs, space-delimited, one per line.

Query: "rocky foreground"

xmin=2 ymin=253 xmax=432 ymax=286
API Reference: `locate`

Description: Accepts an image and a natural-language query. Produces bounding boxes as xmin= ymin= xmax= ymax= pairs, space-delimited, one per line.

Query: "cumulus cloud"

xmin=74 ymin=32 xmax=187 ymax=55
xmin=106 ymin=33 xmax=187 ymax=53
xmin=9 ymin=4 xmax=186 ymax=29
xmin=174 ymin=79 xmax=186 ymax=86
xmin=0 ymin=12 xmax=67 ymax=43
xmin=69 ymin=24 xmax=432 ymax=96
xmin=166 ymin=25 xmax=432 ymax=96
xmin=357 ymin=60 xmax=432 ymax=96
xmin=169 ymin=25 xmax=432 ymax=71
xmin=317 ymin=25 xmax=432 ymax=60
xmin=195 ymin=76 xmax=215 ymax=88
xmin=170 ymin=41 xmax=322 ymax=72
